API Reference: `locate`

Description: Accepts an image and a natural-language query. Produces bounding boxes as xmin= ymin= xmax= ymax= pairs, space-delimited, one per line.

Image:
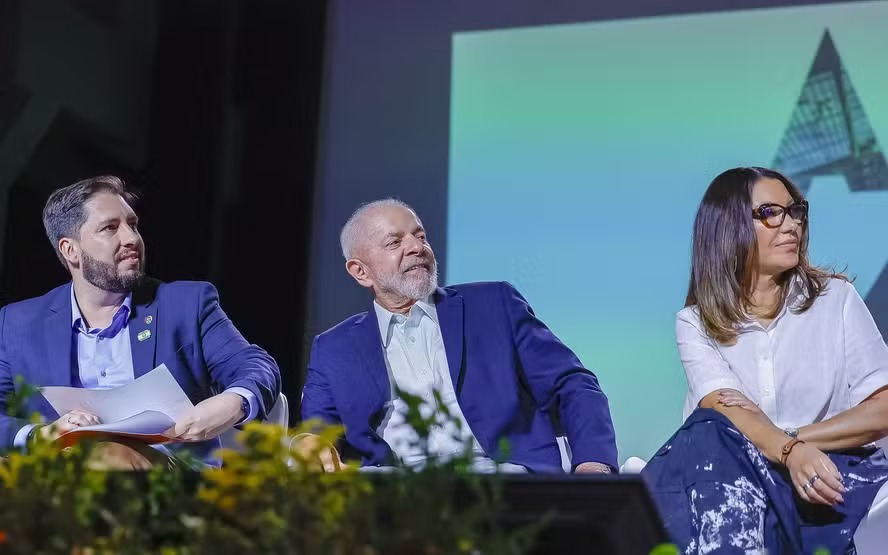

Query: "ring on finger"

xmin=805 ymin=475 xmax=820 ymax=489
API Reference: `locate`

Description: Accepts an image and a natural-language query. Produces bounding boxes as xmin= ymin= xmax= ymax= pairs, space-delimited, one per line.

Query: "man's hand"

xmin=574 ymin=461 xmax=612 ymax=474
xmin=166 ymin=392 xmax=244 ymax=442
xmin=40 ymin=409 xmax=102 ymax=441
xmin=290 ymin=433 xmax=346 ymax=472
xmin=785 ymin=442 xmax=845 ymax=506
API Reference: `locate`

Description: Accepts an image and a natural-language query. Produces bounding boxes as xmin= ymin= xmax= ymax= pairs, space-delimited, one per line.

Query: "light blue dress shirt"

xmin=372 ymin=299 xmax=526 ymax=473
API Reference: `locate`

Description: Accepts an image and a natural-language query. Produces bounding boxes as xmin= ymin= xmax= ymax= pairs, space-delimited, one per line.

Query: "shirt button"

xmin=101 ymin=370 xmax=107 ymax=377
xmin=409 ymin=336 xmax=416 ymax=343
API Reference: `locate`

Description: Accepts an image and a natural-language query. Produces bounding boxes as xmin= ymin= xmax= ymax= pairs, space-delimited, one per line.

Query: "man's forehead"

xmin=84 ymin=192 xmax=135 ymax=220
xmin=363 ymin=205 xmax=421 ymax=234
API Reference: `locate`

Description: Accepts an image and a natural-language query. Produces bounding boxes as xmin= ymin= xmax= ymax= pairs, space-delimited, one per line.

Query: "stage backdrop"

xmin=310 ymin=0 xmax=888 ymax=464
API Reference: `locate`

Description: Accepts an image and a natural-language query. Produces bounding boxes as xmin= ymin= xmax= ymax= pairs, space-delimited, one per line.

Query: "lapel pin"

xmin=144 ymin=315 xmax=153 ymax=324
xmin=137 ymin=330 xmax=151 ymax=342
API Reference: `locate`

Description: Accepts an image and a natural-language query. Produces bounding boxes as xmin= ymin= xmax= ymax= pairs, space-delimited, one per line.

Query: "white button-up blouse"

xmin=678 ymin=277 xmax=888 ymax=429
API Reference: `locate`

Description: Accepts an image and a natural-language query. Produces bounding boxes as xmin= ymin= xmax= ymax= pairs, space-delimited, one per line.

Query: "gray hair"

xmin=43 ymin=175 xmax=137 ymax=270
xmin=340 ymin=198 xmax=418 ymax=260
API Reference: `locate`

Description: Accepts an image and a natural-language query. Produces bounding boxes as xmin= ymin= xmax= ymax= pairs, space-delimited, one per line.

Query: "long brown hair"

xmin=685 ymin=166 xmax=843 ymax=344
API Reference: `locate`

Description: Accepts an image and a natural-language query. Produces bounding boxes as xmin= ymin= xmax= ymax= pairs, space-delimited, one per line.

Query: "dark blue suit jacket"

xmin=0 ymin=279 xmax=281 ymax=463
xmin=302 ymin=282 xmax=617 ymax=472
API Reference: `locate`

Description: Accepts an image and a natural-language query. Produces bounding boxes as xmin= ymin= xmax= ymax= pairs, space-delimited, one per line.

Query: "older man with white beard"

xmin=301 ymin=199 xmax=617 ymax=473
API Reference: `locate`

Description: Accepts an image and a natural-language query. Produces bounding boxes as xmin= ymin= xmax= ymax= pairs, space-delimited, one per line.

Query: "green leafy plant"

xmin=368 ymin=388 xmax=540 ymax=555
xmin=194 ymin=421 xmax=373 ymax=554
xmin=0 ymin=385 xmax=540 ymax=554
xmin=0 ymin=438 xmax=108 ymax=553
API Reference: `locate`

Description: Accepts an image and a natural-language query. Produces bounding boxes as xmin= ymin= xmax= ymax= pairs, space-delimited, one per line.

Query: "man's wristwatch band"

xmin=239 ymin=396 xmax=250 ymax=422
xmin=26 ymin=425 xmax=42 ymax=444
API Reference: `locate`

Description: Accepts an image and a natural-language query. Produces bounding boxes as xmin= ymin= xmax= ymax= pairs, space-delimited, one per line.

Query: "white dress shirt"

xmin=373 ymin=298 xmax=496 ymax=468
xmin=678 ymin=277 xmax=888 ymax=429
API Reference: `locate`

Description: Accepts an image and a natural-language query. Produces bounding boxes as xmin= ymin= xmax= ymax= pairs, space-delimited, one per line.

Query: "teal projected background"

xmin=447 ymin=1 xmax=888 ymax=463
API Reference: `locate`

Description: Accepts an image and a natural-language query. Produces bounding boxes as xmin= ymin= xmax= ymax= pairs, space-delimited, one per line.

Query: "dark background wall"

xmin=0 ymin=0 xmax=327 ymax=421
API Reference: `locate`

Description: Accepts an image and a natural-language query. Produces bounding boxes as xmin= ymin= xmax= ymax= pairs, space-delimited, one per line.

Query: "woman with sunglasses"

xmin=643 ymin=166 xmax=888 ymax=554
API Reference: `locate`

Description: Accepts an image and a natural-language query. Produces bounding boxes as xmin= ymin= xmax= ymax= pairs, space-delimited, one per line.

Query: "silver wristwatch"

xmin=783 ymin=427 xmax=799 ymax=438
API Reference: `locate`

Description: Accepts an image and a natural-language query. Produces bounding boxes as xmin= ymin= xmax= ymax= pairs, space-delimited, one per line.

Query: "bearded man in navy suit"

xmin=0 ymin=176 xmax=280 ymax=467
xmin=301 ymin=199 xmax=616 ymax=473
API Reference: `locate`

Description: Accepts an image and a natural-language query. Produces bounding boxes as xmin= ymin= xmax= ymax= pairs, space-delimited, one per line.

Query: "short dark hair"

xmin=42 ymin=175 xmax=138 ymax=270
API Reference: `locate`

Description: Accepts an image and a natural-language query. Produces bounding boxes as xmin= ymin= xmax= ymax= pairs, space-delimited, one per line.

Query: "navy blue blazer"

xmin=0 ymin=279 xmax=281 ymax=463
xmin=302 ymin=282 xmax=617 ymax=472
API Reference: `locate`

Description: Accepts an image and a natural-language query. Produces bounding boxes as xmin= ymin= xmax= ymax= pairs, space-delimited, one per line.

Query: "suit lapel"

xmin=348 ymin=309 xmax=390 ymax=411
xmin=436 ymin=288 xmax=465 ymax=393
xmin=128 ymin=280 xmax=159 ymax=379
xmin=44 ymin=284 xmax=75 ymax=386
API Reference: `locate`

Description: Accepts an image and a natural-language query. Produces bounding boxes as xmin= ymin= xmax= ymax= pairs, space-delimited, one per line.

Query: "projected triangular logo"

xmin=772 ymin=30 xmax=888 ymax=192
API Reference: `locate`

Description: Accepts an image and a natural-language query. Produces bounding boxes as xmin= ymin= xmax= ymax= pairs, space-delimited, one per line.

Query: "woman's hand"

xmin=784 ymin=442 xmax=845 ymax=506
xmin=717 ymin=390 xmax=762 ymax=414
xmin=717 ymin=389 xmax=847 ymax=506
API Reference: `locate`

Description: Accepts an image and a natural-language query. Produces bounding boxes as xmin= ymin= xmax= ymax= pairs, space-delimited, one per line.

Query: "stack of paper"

xmin=40 ymin=364 xmax=194 ymax=447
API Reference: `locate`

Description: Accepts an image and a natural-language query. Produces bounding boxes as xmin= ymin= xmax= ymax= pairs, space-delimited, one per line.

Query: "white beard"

xmin=375 ymin=259 xmax=439 ymax=301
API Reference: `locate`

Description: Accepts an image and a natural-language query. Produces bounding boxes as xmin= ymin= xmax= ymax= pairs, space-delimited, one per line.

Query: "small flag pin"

xmin=137 ymin=330 xmax=151 ymax=342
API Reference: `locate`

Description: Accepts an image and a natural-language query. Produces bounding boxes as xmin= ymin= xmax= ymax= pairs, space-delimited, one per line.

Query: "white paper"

xmin=68 ymin=410 xmax=176 ymax=435
xmin=40 ymin=364 xmax=194 ymax=424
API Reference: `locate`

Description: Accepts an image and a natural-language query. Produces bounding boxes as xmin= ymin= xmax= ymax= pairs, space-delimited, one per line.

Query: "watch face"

xmin=785 ymin=427 xmax=799 ymax=438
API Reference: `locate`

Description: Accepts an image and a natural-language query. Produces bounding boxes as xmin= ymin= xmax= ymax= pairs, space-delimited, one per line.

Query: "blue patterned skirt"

xmin=642 ymin=409 xmax=888 ymax=554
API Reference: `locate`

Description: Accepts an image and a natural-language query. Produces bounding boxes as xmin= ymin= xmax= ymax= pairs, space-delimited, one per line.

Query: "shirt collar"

xmin=71 ymin=285 xmax=133 ymax=335
xmin=739 ymin=272 xmax=808 ymax=330
xmin=373 ymin=296 xmax=438 ymax=347
xmin=786 ymin=272 xmax=808 ymax=306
